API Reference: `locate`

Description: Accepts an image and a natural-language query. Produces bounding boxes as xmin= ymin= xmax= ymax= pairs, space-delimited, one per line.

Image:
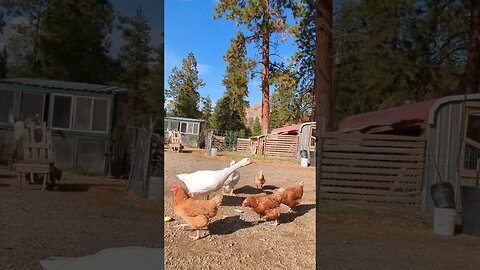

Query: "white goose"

xmin=223 ymin=159 xmax=241 ymax=196
xmin=177 ymin=157 xmax=254 ymax=198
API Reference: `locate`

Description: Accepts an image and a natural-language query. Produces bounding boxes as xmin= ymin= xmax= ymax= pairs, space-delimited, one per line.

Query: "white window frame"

xmin=72 ymin=96 xmax=110 ymax=134
xmin=0 ymin=89 xmax=15 ymax=124
xmin=20 ymin=91 xmax=46 ymax=122
xmin=91 ymin=98 xmax=110 ymax=133
xmin=49 ymin=94 xmax=74 ymax=130
xmin=178 ymin=121 xmax=200 ymax=135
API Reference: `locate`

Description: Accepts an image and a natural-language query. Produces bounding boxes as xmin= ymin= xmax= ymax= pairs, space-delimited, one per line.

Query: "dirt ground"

xmin=0 ymin=167 xmax=163 ymax=270
xmin=163 ymin=150 xmax=316 ymax=270
xmin=318 ymin=201 xmax=480 ymax=270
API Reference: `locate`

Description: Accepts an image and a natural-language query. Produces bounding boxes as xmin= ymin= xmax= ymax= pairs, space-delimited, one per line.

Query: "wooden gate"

xmin=319 ymin=133 xmax=426 ymax=207
xmin=263 ymin=134 xmax=298 ymax=158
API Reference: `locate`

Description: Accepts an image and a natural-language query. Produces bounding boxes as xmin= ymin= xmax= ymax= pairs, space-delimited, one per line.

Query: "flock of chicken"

xmin=170 ymin=157 xmax=304 ymax=240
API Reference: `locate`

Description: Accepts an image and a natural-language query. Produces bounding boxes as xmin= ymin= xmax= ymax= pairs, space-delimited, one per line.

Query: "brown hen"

xmin=242 ymin=188 xmax=286 ymax=226
xmin=253 ymin=170 xmax=265 ymax=189
xmin=171 ymin=182 xmax=222 ymax=240
xmin=280 ymin=181 xmax=304 ymax=213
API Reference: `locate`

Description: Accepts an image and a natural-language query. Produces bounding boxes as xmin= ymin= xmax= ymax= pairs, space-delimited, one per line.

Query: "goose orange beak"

xmin=250 ymin=160 xmax=256 ymax=164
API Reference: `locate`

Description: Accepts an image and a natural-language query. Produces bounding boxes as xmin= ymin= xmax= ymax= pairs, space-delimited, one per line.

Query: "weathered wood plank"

xmin=323 ymin=145 xmax=425 ymax=155
xmin=321 ymin=179 xmax=421 ymax=189
xmin=324 ymin=139 xmax=425 ymax=148
xmin=319 ymin=192 xmax=421 ymax=204
xmin=321 ymin=165 xmax=423 ymax=176
xmin=321 ymin=158 xmax=424 ymax=169
xmin=324 ymin=133 xmax=425 ymax=141
xmin=320 ymin=186 xmax=422 ymax=196
xmin=322 ymin=152 xmax=424 ymax=162
xmin=320 ymin=172 xmax=421 ymax=183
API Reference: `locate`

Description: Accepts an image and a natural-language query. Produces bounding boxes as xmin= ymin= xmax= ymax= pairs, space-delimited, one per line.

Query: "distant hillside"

xmin=245 ymin=104 xmax=261 ymax=128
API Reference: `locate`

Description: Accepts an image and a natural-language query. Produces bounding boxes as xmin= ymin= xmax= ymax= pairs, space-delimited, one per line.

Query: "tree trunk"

xmin=466 ymin=0 xmax=480 ymax=94
xmin=315 ymin=0 xmax=333 ymax=131
xmin=261 ymin=8 xmax=270 ymax=135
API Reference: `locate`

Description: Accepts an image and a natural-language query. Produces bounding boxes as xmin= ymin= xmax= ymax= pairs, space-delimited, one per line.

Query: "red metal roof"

xmin=337 ymin=99 xmax=438 ymax=131
xmin=271 ymin=123 xmax=303 ymax=134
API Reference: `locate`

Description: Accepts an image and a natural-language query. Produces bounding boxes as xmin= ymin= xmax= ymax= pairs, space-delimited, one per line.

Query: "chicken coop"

xmin=0 ymin=78 xmax=129 ymax=175
xmin=319 ymin=94 xmax=480 ymax=211
xmin=164 ymin=117 xmax=204 ymax=148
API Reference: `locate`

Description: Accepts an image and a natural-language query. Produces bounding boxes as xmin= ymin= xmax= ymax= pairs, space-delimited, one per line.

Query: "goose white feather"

xmin=177 ymin=157 xmax=252 ymax=197
xmin=223 ymin=160 xmax=241 ymax=195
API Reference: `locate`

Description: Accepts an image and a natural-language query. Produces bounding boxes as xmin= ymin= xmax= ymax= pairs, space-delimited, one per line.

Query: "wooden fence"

xmin=236 ymin=138 xmax=250 ymax=152
xmin=319 ymin=133 xmax=426 ymax=207
xmin=262 ymin=134 xmax=298 ymax=158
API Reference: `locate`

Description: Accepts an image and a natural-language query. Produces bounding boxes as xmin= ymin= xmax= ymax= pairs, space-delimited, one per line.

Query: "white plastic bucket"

xmin=300 ymin=157 xmax=309 ymax=167
xmin=211 ymin=148 xmax=218 ymax=156
xmin=433 ymin=207 xmax=456 ymax=236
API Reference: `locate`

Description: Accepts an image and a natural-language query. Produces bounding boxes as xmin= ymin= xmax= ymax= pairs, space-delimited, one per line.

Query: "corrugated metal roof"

xmin=271 ymin=123 xmax=303 ymax=134
xmin=165 ymin=116 xmax=204 ymax=122
xmin=0 ymin=78 xmax=128 ymax=94
xmin=337 ymin=99 xmax=438 ymax=131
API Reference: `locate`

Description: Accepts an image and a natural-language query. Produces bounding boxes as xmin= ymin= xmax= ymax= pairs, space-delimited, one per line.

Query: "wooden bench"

xmin=13 ymin=121 xmax=56 ymax=191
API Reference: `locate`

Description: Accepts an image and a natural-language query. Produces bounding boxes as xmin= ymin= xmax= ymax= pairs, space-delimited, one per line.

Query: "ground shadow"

xmin=455 ymin=224 xmax=463 ymax=235
xmin=0 ymin=183 xmax=9 ymax=187
xmin=54 ymin=183 xmax=91 ymax=192
xmin=180 ymin=150 xmax=193 ymax=153
xmin=0 ymin=174 xmax=15 ymax=179
xmin=209 ymin=215 xmax=261 ymax=235
xmin=221 ymin=195 xmax=246 ymax=207
xmin=279 ymin=203 xmax=316 ymax=224
xmin=234 ymin=185 xmax=272 ymax=195
xmin=262 ymin=184 xmax=279 ymax=191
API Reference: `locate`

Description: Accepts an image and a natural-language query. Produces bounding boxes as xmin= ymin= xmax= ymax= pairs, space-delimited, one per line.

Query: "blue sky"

xmin=164 ymin=0 xmax=297 ymax=107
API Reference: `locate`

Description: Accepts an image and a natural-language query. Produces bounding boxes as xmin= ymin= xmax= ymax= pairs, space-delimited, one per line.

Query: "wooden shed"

xmin=320 ymin=99 xmax=436 ymax=208
xmin=0 ymin=78 xmax=129 ymax=175
xmin=164 ymin=116 xmax=204 ymax=148
xmin=321 ymin=95 xmax=480 ymax=211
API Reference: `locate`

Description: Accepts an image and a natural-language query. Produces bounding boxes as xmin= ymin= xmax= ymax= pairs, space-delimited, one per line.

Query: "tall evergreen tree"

xmin=38 ymin=0 xmax=114 ymax=83
xmin=144 ymin=44 xmax=164 ymax=127
xmin=167 ymin=53 xmax=204 ymax=118
xmin=201 ymin=95 xmax=213 ymax=131
xmin=2 ymin=0 xmax=48 ymax=77
xmin=215 ymin=0 xmax=299 ymax=134
xmin=118 ymin=7 xmax=152 ymax=125
xmin=213 ymin=31 xmax=254 ymax=133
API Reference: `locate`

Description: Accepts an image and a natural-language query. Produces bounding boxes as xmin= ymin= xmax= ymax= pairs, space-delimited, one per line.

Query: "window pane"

xmin=74 ymin=97 xmax=92 ymax=131
xmin=20 ymin=92 xmax=44 ymax=121
xmin=193 ymin=123 xmax=199 ymax=134
xmin=164 ymin=120 xmax=169 ymax=130
xmin=180 ymin=122 xmax=187 ymax=133
xmin=171 ymin=121 xmax=179 ymax=130
xmin=0 ymin=90 xmax=14 ymax=123
xmin=52 ymin=96 xmax=72 ymax=129
xmin=92 ymin=99 xmax=109 ymax=132
xmin=187 ymin=123 xmax=194 ymax=134
xmin=467 ymin=113 xmax=480 ymax=143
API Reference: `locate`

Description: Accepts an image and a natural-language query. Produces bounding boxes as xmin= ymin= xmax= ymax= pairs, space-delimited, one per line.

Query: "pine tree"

xmin=213 ymin=31 xmax=254 ymax=133
xmin=167 ymin=53 xmax=204 ymax=119
xmin=2 ymin=0 xmax=48 ymax=77
xmin=118 ymin=7 xmax=153 ymax=125
xmin=215 ymin=0 xmax=299 ymax=135
xmin=144 ymin=44 xmax=164 ymax=127
xmin=201 ymin=95 xmax=213 ymax=131
xmin=39 ymin=0 xmax=114 ymax=83
xmin=270 ymin=62 xmax=298 ymax=129
xmin=251 ymin=117 xmax=261 ymax=136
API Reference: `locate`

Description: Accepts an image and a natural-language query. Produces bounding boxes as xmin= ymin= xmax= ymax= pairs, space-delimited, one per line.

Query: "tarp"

xmin=337 ymin=99 xmax=438 ymax=132
xmin=270 ymin=123 xmax=303 ymax=134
